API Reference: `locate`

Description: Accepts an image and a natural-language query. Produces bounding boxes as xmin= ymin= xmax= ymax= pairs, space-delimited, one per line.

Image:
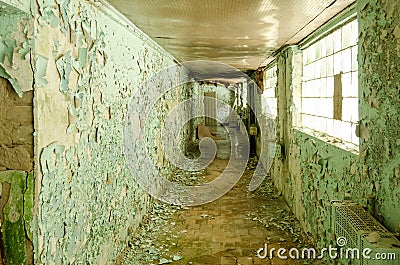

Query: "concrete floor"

xmin=121 ymin=130 xmax=324 ymax=265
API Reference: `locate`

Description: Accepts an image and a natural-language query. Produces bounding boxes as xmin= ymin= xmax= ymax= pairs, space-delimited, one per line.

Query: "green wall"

xmin=358 ymin=0 xmax=400 ymax=232
xmin=1 ymin=0 xmax=195 ymax=263
xmin=258 ymin=0 xmax=400 ymax=259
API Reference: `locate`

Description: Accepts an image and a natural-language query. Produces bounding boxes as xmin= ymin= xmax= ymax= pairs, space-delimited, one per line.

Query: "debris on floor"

xmin=121 ymin=201 xmax=182 ymax=264
xmin=170 ymin=167 xmax=207 ymax=186
xmin=121 ymin=156 xmax=324 ymax=265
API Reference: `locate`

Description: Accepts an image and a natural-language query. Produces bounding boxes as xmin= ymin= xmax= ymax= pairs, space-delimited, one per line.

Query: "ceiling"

xmin=105 ymin=0 xmax=355 ymax=70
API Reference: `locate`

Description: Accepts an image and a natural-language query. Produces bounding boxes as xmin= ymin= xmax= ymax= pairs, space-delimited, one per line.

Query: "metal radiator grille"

xmin=332 ymin=201 xmax=400 ymax=265
xmin=334 ymin=203 xmax=387 ymax=232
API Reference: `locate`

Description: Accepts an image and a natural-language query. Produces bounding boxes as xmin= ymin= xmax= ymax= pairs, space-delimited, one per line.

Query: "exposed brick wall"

xmin=0 ymin=77 xmax=33 ymax=171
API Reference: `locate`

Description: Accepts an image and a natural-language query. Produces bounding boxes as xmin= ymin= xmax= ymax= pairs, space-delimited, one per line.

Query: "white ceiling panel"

xmin=105 ymin=0 xmax=355 ymax=70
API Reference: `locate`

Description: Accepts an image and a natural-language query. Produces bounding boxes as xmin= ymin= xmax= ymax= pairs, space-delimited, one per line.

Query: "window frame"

xmin=296 ymin=4 xmax=359 ymax=152
xmin=261 ymin=63 xmax=278 ymax=119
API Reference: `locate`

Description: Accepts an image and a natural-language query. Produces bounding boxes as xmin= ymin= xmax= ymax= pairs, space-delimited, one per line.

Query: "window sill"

xmin=294 ymin=127 xmax=359 ymax=155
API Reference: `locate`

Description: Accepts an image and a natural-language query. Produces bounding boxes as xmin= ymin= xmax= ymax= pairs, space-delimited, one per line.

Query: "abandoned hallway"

xmin=1 ymin=0 xmax=400 ymax=264
xmin=121 ymin=147 xmax=320 ymax=265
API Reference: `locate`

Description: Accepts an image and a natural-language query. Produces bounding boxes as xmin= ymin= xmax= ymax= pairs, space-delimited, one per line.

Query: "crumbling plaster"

xmin=1 ymin=0 xmax=195 ymax=263
xmin=31 ymin=0 xmax=195 ymax=263
xmin=0 ymin=1 xmax=33 ymax=96
xmin=0 ymin=0 xmax=398 ymax=263
xmin=257 ymin=0 xmax=400 ymax=259
xmin=0 ymin=0 xmax=30 ymax=13
xmin=358 ymin=0 xmax=400 ymax=232
xmin=0 ymin=1 xmax=35 ymax=263
xmin=260 ymin=46 xmax=370 ymax=259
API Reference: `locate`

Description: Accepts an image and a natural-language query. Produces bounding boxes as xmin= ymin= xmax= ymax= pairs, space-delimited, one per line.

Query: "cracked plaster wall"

xmin=262 ymin=47 xmax=369 ymax=260
xmin=257 ymin=0 xmax=400 ymax=259
xmin=0 ymin=2 xmax=35 ymax=264
xmin=0 ymin=0 xmax=30 ymax=13
xmin=4 ymin=0 xmax=195 ymax=263
xmin=357 ymin=0 xmax=400 ymax=233
xmin=32 ymin=2 xmax=193 ymax=264
xmin=0 ymin=1 xmax=33 ymax=96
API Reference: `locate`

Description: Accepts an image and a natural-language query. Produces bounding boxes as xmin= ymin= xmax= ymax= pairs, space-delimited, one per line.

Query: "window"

xmin=301 ymin=19 xmax=358 ymax=146
xmin=262 ymin=65 xmax=277 ymax=118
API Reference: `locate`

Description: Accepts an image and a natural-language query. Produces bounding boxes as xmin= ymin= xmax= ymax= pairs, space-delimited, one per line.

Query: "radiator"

xmin=331 ymin=201 xmax=400 ymax=265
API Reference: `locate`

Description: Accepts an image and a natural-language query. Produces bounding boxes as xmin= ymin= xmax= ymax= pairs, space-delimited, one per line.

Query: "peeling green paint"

xmin=2 ymin=0 xmax=397 ymax=263
xmin=31 ymin=0 xmax=193 ymax=264
xmin=0 ymin=65 xmax=21 ymax=95
xmin=256 ymin=46 xmax=367 ymax=261
xmin=0 ymin=39 xmax=16 ymax=64
xmin=0 ymin=0 xmax=30 ymax=14
xmin=34 ymin=55 xmax=48 ymax=88
xmin=256 ymin=1 xmax=400 ymax=263
xmin=56 ymin=51 xmax=72 ymax=93
xmin=358 ymin=0 xmax=400 ymax=232
xmin=0 ymin=1 xmax=32 ymax=96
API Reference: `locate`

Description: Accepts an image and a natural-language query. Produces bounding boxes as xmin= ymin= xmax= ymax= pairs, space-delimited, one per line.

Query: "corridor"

xmin=121 ymin=154 xmax=317 ymax=265
xmin=0 ymin=0 xmax=399 ymax=264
